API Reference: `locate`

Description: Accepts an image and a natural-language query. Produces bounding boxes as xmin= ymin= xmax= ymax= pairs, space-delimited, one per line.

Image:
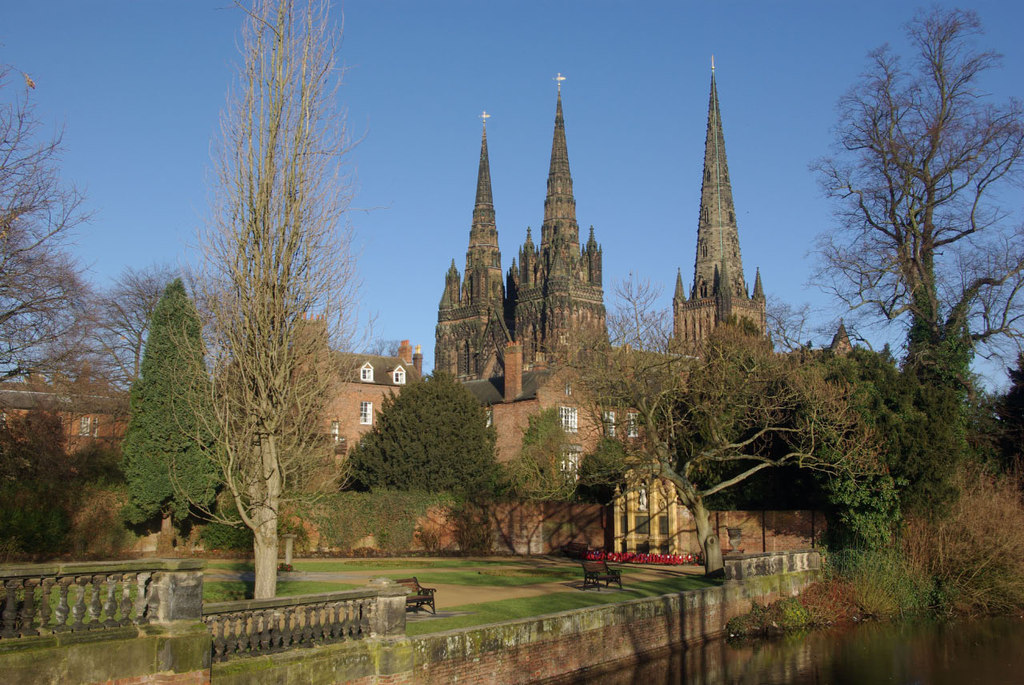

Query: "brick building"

xmin=0 ymin=377 xmax=128 ymax=453
xmin=322 ymin=340 xmax=423 ymax=456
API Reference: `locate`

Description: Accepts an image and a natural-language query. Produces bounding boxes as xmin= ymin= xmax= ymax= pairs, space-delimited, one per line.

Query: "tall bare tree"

xmin=87 ymin=264 xmax=176 ymax=389
xmin=198 ymin=0 xmax=357 ymax=598
xmin=576 ymin=278 xmax=878 ymax=574
xmin=814 ymin=8 xmax=1024 ymax=376
xmin=0 ymin=66 xmax=89 ymax=380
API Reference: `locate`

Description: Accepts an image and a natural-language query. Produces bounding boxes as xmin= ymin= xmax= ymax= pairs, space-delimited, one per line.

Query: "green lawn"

xmin=204 ymin=558 xmax=529 ymax=573
xmin=405 ymin=575 xmax=720 ymax=636
xmin=385 ymin=567 xmax=580 ymax=587
xmin=202 ymin=579 xmax=360 ymax=603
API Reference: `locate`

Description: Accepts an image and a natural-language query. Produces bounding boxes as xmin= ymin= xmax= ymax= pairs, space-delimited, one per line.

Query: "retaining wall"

xmin=214 ymin=550 xmax=821 ymax=684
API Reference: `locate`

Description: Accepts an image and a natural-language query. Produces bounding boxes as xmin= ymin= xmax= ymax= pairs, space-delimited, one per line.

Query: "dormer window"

xmin=392 ymin=366 xmax=406 ymax=385
xmin=360 ymin=363 xmax=374 ymax=383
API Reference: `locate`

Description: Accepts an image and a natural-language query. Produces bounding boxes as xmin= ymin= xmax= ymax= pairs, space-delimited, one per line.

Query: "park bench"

xmin=396 ymin=577 xmax=436 ymax=613
xmin=563 ymin=541 xmax=589 ymax=559
xmin=581 ymin=560 xmax=622 ymax=591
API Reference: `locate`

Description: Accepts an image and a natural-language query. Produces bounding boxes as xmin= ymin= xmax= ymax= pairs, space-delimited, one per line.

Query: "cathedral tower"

xmin=508 ymin=80 xmax=606 ymax=367
xmin=674 ymin=62 xmax=765 ymax=345
xmin=435 ymin=114 xmax=511 ymax=379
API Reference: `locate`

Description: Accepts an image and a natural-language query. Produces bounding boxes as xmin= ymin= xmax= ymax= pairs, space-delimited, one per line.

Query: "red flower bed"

xmin=584 ymin=549 xmax=703 ymax=566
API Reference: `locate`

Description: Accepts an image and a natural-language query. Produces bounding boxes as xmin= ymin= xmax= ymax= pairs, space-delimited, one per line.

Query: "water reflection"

xmin=571 ymin=617 xmax=1024 ymax=684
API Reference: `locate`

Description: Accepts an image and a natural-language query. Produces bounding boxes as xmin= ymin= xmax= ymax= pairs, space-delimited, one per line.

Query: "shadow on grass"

xmin=405 ymin=575 xmax=721 ymax=636
xmin=203 ymin=579 xmax=361 ymax=603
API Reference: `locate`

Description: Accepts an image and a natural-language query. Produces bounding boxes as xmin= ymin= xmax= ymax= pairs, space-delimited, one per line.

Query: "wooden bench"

xmin=563 ymin=541 xmax=589 ymax=559
xmin=581 ymin=560 xmax=622 ymax=591
xmin=396 ymin=577 xmax=436 ymax=613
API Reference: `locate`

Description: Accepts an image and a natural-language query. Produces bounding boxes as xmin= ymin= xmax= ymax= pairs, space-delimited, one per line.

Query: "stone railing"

xmin=0 ymin=559 xmax=202 ymax=640
xmin=723 ymin=550 xmax=821 ymax=581
xmin=203 ymin=589 xmax=374 ymax=661
xmin=203 ymin=577 xmax=406 ymax=662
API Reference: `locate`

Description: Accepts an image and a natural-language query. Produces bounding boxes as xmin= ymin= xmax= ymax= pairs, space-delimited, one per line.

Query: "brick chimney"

xmin=504 ymin=343 xmax=522 ymax=403
xmin=397 ymin=340 xmax=413 ymax=364
xmin=413 ymin=345 xmax=423 ymax=375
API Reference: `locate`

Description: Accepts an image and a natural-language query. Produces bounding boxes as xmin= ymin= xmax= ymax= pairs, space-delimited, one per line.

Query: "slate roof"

xmin=462 ymin=369 xmax=553 ymax=406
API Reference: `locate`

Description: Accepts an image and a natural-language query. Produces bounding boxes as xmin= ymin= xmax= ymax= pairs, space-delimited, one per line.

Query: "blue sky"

xmin=4 ymin=1 xmax=1023 ymax=387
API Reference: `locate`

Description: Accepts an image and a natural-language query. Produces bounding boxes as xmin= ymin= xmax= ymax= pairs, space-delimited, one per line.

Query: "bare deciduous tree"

xmin=576 ymin=278 xmax=879 ymax=574
xmin=87 ymin=264 xmax=176 ymax=389
xmin=0 ymin=66 xmax=89 ymax=380
xmin=814 ymin=8 xmax=1024 ymax=374
xmin=198 ymin=0 xmax=358 ymax=598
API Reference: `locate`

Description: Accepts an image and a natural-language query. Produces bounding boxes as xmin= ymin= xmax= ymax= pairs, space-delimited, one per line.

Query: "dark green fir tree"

xmin=349 ymin=372 xmax=497 ymax=496
xmin=122 ymin=279 xmax=217 ymax=548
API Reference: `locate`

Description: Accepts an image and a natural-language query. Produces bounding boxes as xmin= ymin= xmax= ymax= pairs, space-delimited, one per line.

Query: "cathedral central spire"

xmin=693 ymin=60 xmax=744 ymax=300
xmin=541 ymin=80 xmax=578 ymax=250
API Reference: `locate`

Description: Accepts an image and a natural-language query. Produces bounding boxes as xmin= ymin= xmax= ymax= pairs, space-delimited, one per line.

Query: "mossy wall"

xmin=0 ymin=622 xmax=210 ymax=684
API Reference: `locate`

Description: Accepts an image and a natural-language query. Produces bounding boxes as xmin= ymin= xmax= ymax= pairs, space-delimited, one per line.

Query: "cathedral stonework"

xmin=437 ymin=66 xmax=764 ymax=380
xmin=673 ymin=66 xmax=766 ymax=345
xmin=436 ymin=89 xmax=606 ymax=381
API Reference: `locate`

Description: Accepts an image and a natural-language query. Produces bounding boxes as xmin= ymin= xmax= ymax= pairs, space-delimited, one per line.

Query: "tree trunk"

xmin=691 ymin=500 xmax=724 ymax=577
xmin=157 ymin=510 xmax=174 ymax=554
xmin=252 ymin=517 xmax=278 ymax=599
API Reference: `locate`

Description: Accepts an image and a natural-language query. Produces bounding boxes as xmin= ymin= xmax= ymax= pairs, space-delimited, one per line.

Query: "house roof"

xmin=462 ymin=369 xmax=553 ymax=406
xmin=335 ymin=352 xmax=422 ymax=387
xmin=0 ymin=383 xmax=126 ymax=414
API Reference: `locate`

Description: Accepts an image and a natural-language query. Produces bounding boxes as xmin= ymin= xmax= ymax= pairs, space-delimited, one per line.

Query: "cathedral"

xmin=435 ymin=65 xmax=765 ymax=382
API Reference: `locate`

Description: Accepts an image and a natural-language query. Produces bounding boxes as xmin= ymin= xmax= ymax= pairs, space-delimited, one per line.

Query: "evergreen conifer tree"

xmin=349 ymin=372 xmax=497 ymax=495
xmin=122 ymin=279 xmax=217 ymax=544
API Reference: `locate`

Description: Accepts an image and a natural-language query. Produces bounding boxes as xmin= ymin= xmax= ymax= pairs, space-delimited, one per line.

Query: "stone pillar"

xmin=281 ymin=534 xmax=296 ymax=566
xmin=367 ymin=578 xmax=408 ymax=637
xmin=504 ymin=343 xmax=522 ymax=401
xmin=150 ymin=560 xmax=204 ymax=623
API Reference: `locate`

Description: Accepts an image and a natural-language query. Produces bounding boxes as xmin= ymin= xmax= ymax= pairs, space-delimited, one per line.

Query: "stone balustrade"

xmin=0 ymin=559 xmax=202 ymax=640
xmin=203 ymin=589 xmax=375 ymax=661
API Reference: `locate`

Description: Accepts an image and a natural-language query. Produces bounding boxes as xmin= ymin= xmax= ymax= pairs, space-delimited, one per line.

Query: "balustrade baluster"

xmin=103 ymin=575 xmax=119 ymax=627
xmin=257 ymin=609 xmax=270 ymax=652
xmin=300 ymin=604 xmax=312 ymax=644
xmin=38 ymin=578 xmax=53 ymax=633
xmin=53 ymin=578 xmax=71 ymax=632
xmin=324 ymin=603 xmax=337 ymax=640
xmin=120 ymin=573 xmax=133 ymax=625
xmin=269 ymin=609 xmax=282 ymax=650
xmin=88 ymin=575 xmax=104 ymax=627
xmin=145 ymin=572 xmax=160 ymax=622
xmin=233 ymin=612 xmax=246 ymax=656
xmin=2 ymin=579 xmax=21 ymax=638
xmin=70 ymin=577 xmax=88 ymax=631
xmin=19 ymin=579 xmax=39 ymax=636
xmin=211 ymin=617 xmax=227 ymax=662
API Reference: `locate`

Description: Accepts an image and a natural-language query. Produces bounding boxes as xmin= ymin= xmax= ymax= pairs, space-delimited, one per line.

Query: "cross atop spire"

xmin=554 ymin=72 xmax=566 ymax=92
xmin=480 ymin=110 xmax=490 ymax=128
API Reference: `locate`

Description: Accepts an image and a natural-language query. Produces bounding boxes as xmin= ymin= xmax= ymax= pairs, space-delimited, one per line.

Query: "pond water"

xmin=579 ymin=616 xmax=1024 ymax=684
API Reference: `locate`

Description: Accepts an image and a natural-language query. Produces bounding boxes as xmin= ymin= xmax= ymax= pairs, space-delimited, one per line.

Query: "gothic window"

xmin=359 ymin=401 xmax=373 ymax=425
xmin=702 ymin=244 xmax=708 ymax=258
xmin=564 ymin=381 xmax=572 ymax=396
xmin=360 ymin=363 xmax=374 ymax=383
xmin=559 ymin=406 xmax=578 ymax=434
xmin=392 ymin=366 xmax=406 ymax=385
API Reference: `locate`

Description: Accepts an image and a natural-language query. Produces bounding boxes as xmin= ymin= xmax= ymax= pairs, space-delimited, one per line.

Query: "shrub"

xmin=200 ymin=521 xmax=254 ymax=552
xmin=827 ymin=546 xmax=930 ymax=618
xmin=903 ymin=464 xmax=1024 ymax=615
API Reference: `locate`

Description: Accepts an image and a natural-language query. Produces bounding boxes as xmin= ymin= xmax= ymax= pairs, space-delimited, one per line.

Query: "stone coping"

xmin=203 ymin=588 xmax=379 ymax=615
xmin=0 ymin=558 xmax=204 ymax=578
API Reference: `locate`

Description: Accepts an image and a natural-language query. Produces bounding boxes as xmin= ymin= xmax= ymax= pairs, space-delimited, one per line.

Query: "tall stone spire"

xmin=692 ymin=59 xmax=745 ymax=301
xmin=463 ymin=113 xmax=504 ymax=309
xmin=541 ymin=79 xmax=579 ymax=252
xmin=673 ymin=59 xmax=765 ymax=347
xmin=469 ymin=113 xmax=496 ymax=249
